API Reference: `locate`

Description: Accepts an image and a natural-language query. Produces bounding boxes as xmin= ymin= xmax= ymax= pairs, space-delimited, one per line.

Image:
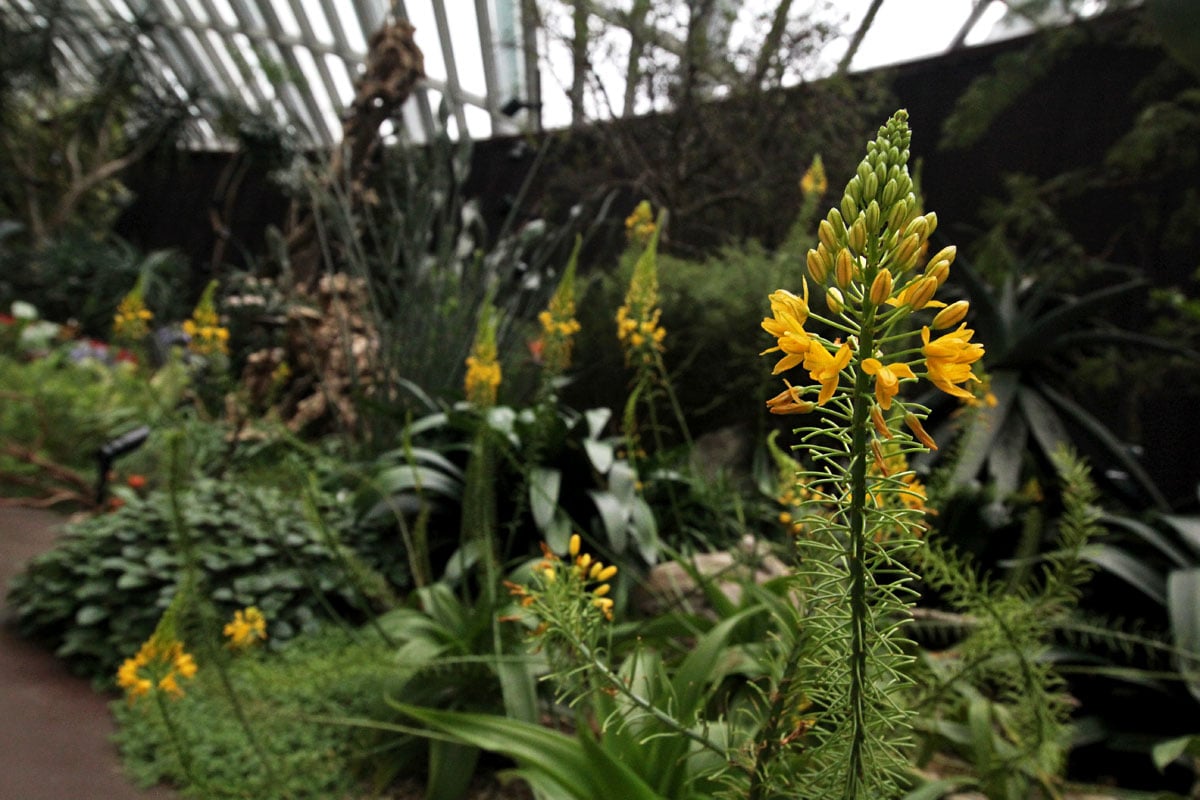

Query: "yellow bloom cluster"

xmin=116 ymin=636 xmax=198 ymax=703
xmin=625 ymin=199 xmax=656 ymax=246
xmin=223 ymin=606 xmax=267 ymax=650
xmin=506 ymin=534 xmax=619 ymax=622
xmin=800 ymin=155 xmax=828 ymax=198
xmin=465 ymin=306 xmax=502 ymax=407
xmin=113 ymin=283 xmax=153 ymax=340
xmin=183 ymin=281 xmax=230 ymax=356
xmin=617 ymin=209 xmax=667 ymax=367
xmin=762 ymin=110 xmax=984 ymax=445
xmin=537 ymin=247 xmax=582 ymax=374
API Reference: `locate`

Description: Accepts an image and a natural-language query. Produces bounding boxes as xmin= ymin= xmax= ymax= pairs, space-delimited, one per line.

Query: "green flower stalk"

xmin=758 ymin=109 xmax=984 ymax=799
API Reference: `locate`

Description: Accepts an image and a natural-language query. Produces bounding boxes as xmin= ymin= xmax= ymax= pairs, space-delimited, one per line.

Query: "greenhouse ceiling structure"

xmin=1 ymin=0 xmax=1117 ymax=150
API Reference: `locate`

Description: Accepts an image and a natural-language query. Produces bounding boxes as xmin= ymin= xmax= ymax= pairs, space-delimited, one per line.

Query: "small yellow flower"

xmin=803 ymin=341 xmax=853 ymax=406
xmin=223 ymin=607 xmax=268 ymax=650
xmin=861 ymin=358 xmax=917 ymax=411
xmin=760 ymin=285 xmax=812 ymax=375
xmin=184 ymin=281 xmax=230 ymax=356
xmin=116 ymin=637 xmax=197 ymax=704
xmin=921 ymin=324 xmax=984 ymax=399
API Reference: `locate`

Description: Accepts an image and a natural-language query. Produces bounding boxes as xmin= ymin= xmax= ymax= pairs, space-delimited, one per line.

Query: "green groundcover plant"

xmin=7 ymin=475 xmax=402 ymax=681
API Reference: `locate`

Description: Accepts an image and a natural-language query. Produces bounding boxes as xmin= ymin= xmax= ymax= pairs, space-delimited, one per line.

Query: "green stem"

xmin=844 ymin=303 xmax=877 ymax=800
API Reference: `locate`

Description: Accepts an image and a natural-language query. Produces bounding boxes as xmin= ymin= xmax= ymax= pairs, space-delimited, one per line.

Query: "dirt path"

xmin=0 ymin=507 xmax=176 ymax=800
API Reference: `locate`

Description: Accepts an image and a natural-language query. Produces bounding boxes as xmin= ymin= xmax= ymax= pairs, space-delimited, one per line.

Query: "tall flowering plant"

xmin=755 ymin=109 xmax=984 ymax=798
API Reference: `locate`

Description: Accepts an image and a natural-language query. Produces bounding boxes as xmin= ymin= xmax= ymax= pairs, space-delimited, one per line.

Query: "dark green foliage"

xmin=7 ymin=477 xmax=402 ymax=681
xmin=913 ymin=448 xmax=1105 ymax=798
xmin=112 ymin=625 xmax=396 ymax=799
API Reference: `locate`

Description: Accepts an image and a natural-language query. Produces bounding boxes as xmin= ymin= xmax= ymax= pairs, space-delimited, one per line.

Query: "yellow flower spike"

xmin=862 ymin=358 xmax=916 ymax=410
xmin=869 ymin=269 xmax=894 ymax=306
xmin=766 ymin=380 xmax=816 ymax=416
xmin=465 ymin=303 xmax=502 ymax=407
xmin=921 ymin=324 xmax=985 ymax=399
xmin=803 ymin=341 xmax=853 ymax=406
xmin=870 ymin=404 xmax=893 ymax=439
xmin=568 ymin=534 xmax=581 ymax=558
xmin=931 ymin=300 xmax=970 ymax=330
xmin=904 ymin=412 xmax=939 ymax=451
xmin=596 ymin=564 xmax=618 ymax=582
xmin=800 ymin=155 xmax=827 ymax=197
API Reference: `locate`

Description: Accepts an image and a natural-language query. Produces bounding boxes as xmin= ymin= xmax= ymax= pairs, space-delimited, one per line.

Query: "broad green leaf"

xmin=392 ymin=704 xmax=592 ymax=798
xmin=1100 ymin=513 xmax=1191 ymax=568
xmin=1168 ymin=569 xmax=1200 ymax=703
xmin=1080 ymin=543 xmax=1166 ymax=604
xmin=672 ymin=606 xmax=764 ymax=718
xmin=583 ymin=438 xmax=614 ymax=474
xmin=585 ymin=407 xmax=612 ymax=440
xmin=950 ymin=370 xmax=1019 ymax=489
xmin=426 ymin=740 xmax=479 ymax=800
xmin=1153 ymin=734 xmax=1200 ymax=771
xmin=629 ymin=497 xmax=659 ymax=564
xmin=1160 ymin=514 xmax=1200 ymax=560
xmin=529 ymin=467 xmax=562 ymax=532
xmin=588 ymin=489 xmax=630 ymax=552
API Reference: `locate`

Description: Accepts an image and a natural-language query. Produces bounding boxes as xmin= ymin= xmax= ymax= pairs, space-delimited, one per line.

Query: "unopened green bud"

xmin=869 ymin=268 xmax=893 ymax=305
xmin=906 ymin=276 xmax=939 ymax=310
xmin=863 ymin=171 xmax=879 ymax=204
xmin=888 ymin=199 xmax=909 ymax=233
xmin=903 ymin=216 xmax=928 ymax=240
xmin=826 ymin=286 xmax=845 ymax=314
xmin=848 ymin=217 xmax=867 ymax=254
xmin=841 ymin=194 xmax=858 ymax=222
xmin=857 ymin=161 xmax=872 ymax=184
xmin=818 ymin=219 xmax=838 ymax=251
xmin=874 ymin=161 xmax=887 ymax=187
xmin=925 ymin=245 xmax=956 ymax=272
xmin=845 ymin=176 xmax=862 ymax=206
xmin=925 ymin=260 xmax=951 ymax=287
xmin=835 ymin=248 xmax=855 ymax=289
xmin=807 ymin=248 xmax=829 ymax=284
xmin=922 ymin=212 xmax=938 ymax=239
xmin=881 ymin=179 xmax=898 ymax=209
xmin=894 ymin=232 xmax=921 ymax=268
xmin=932 ymin=300 xmax=969 ymax=329
xmin=865 ymin=200 xmax=881 ymax=233
xmin=827 ymin=207 xmax=845 ymax=230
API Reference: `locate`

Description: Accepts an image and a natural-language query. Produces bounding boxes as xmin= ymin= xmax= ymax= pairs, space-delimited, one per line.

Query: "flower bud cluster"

xmin=762 ymin=110 xmax=985 ymax=433
xmin=504 ymin=534 xmax=619 ymax=629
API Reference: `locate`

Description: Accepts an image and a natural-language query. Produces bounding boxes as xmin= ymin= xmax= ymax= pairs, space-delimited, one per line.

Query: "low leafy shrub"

xmin=112 ymin=625 xmax=397 ymax=799
xmin=7 ymin=476 xmax=406 ymax=681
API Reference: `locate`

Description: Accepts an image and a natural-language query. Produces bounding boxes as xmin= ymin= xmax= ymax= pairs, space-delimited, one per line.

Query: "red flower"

xmin=127 ymin=474 xmax=147 ymax=491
